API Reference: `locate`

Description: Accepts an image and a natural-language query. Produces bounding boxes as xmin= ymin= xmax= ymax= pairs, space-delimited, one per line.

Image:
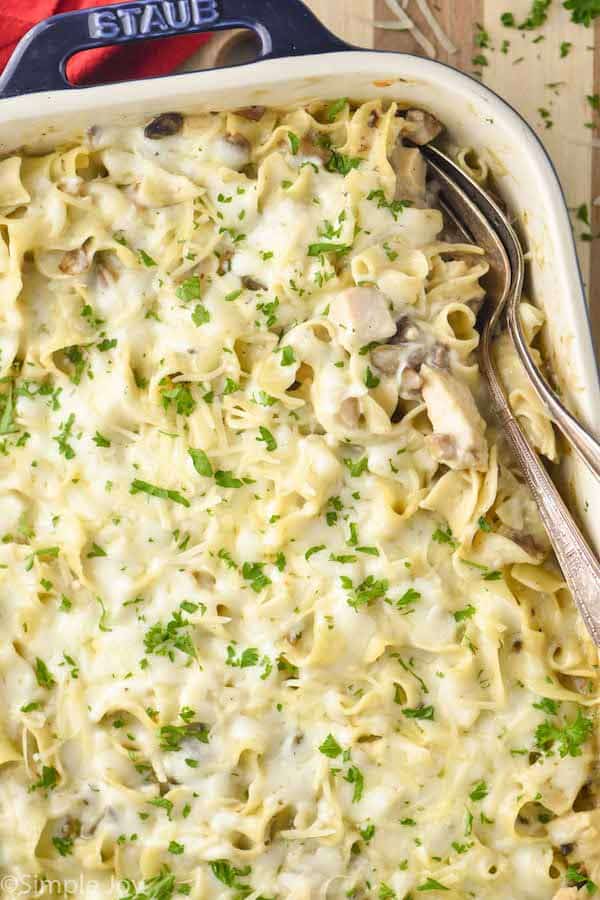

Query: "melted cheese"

xmin=0 ymin=98 xmax=596 ymax=900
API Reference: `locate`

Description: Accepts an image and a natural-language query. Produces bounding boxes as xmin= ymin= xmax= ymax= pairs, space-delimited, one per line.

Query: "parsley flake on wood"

xmin=564 ymin=0 xmax=600 ymax=26
xmin=130 ymin=479 xmax=190 ymax=507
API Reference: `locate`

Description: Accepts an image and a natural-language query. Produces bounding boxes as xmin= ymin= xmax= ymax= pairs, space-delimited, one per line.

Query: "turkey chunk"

xmin=421 ymin=364 xmax=488 ymax=471
xmin=552 ymin=891 xmax=579 ymax=900
xmin=330 ymin=287 xmax=396 ymax=353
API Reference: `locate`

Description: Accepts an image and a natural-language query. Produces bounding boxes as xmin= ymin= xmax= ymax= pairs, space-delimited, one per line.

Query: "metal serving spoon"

xmin=421 ymin=144 xmax=600 ymax=645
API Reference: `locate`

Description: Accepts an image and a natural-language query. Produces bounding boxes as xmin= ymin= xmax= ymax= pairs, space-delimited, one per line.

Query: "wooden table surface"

xmin=189 ymin=1 xmax=600 ymax=351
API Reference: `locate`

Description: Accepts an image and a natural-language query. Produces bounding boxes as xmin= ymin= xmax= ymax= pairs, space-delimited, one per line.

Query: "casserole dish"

xmin=0 ymin=0 xmax=598 ymax=554
xmin=0 ymin=4 xmax=598 ymax=898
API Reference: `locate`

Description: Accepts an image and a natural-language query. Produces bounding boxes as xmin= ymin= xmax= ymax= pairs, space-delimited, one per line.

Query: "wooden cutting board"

xmin=186 ymin=2 xmax=600 ymax=351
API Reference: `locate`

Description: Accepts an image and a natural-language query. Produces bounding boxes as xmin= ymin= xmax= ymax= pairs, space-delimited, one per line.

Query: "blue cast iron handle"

xmin=0 ymin=0 xmax=351 ymax=99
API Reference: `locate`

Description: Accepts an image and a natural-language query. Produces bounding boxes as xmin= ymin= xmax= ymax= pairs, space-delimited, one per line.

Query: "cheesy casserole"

xmin=0 ymin=98 xmax=597 ymax=899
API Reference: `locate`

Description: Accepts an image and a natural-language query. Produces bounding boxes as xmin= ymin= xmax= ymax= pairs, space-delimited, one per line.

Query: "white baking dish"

xmin=0 ymin=0 xmax=598 ymax=550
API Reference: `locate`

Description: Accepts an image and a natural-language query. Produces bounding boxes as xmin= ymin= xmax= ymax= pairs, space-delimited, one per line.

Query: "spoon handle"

xmin=488 ymin=374 xmax=600 ymax=644
xmin=506 ymin=304 xmax=600 ymax=480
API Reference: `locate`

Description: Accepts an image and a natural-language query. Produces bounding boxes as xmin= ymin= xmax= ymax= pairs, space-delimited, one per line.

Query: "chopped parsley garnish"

xmin=280 ymin=346 xmax=296 ymax=366
xmin=130 ymin=479 xmax=190 ymax=508
xmin=343 ymin=456 xmax=368 ymax=477
xmin=63 ymin=346 xmax=87 ymax=385
xmin=160 ymin=382 xmax=196 ymax=416
xmin=0 ymin=381 xmax=18 ymax=435
xmin=344 ymin=575 xmax=389 ymax=610
xmin=188 ymin=447 xmax=212 ymax=476
xmin=97 ymin=338 xmax=117 ymax=352
xmin=566 ymin=863 xmax=597 ymax=893
xmin=477 ymin=516 xmax=491 ymax=532
xmin=364 ymin=367 xmax=380 ymax=389
xmin=403 ymin=705 xmax=434 ymax=720
xmin=138 ymin=249 xmax=157 ymax=267
xmin=535 ymin=708 xmax=593 ymax=757
xmin=367 ymin=189 xmax=412 ymax=220
xmin=454 ymin=604 xmax=476 ymax=622
xmin=89 ymin=432 xmax=112 ymax=453
xmin=54 ymin=413 xmax=76 ymax=459
xmin=396 ymin=587 xmax=421 ymax=608
xmin=192 ymin=303 xmax=210 ymax=326
xmin=307 ymin=240 xmax=352 ymax=257
xmin=224 ymin=289 xmax=242 ymax=302
xmin=176 ymin=275 xmax=201 ymax=301
xmin=326 ymin=97 xmax=348 ymax=121
xmin=360 ymin=823 xmax=375 ymax=842
xmin=87 ymin=542 xmax=107 ymax=558
xmin=241 ymin=561 xmax=271 ymax=592
xmin=29 ymin=765 xmax=59 ymax=793
xmin=288 ymin=131 xmax=300 ymax=154
xmin=158 ymin=721 xmax=209 ymax=750
xmin=34 ymin=657 xmax=55 ymax=689
xmin=257 ymin=426 xmax=277 ymax=452
xmin=305 ymin=544 xmax=325 ymax=560
xmin=417 ymin=878 xmax=449 ymax=892
xmin=533 ymin=697 xmax=560 ymax=716
xmin=325 ymin=150 xmax=361 ymax=176
xmin=168 ymin=841 xmax=184 ymax=855
xmin=432 ymin=524 xmax=458 ymax=548
xmin=144 ymin=611 xmax=196 ymax=661
xmin=226 ymin=644 xmax=260 ymax=668
xmin=277 ymin=653 xmax=299 ymax=678
xmin=214 ymin=470 xmax=243 ymax=488
xmin=469 ymin=780 xmax=488 ymax=801
xmin=52 ymin=835 xmax=73 ymax=856
xmin=209 ymin=860 xmax=251 ymax=891
xmin=25 ymin=546 xmax=59 ymax=572
xmin=319 ymin=733 xmax=342 ymax=758
xmin=344 ymin=765 xmax=364 ymax=802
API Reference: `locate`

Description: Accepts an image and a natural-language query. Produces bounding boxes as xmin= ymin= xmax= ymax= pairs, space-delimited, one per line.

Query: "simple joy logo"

xmin=88 ymin=1 xmax=219 ymax=39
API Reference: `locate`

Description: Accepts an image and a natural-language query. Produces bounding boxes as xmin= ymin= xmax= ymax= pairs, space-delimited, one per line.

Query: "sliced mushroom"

xmin=329 ymin=287 xmax=396 ymax=352
xmin=400 ymin=367 xmax=423 ymax=398
xmin=144 ymin=112 xmax=184 ymax=140
xmin=404 ymin=109 xmax=443 ymax=146
xmin=421 ymin=364 xmax=488 ymax=471
xmin=236 ymin=105 xmax=266 ymax=121
xmin=242 ymin=275 xmax=266 ymax=291
xmin=390 ymin=316 xmax=421 ymax=345
xmin=428 ymin=342 xmax=450 ymax=370
xmin=390 ymin=145 xmax=426 ymax=202
xmin=371 ymin=345 xmax=402 ymax=376
xmin=59 ymin=247 xmax=91 ymax=275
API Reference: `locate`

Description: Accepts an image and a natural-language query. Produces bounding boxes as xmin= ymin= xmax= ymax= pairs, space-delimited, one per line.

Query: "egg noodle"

xmin=0 ymin=98 xmax=596 ymax=900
